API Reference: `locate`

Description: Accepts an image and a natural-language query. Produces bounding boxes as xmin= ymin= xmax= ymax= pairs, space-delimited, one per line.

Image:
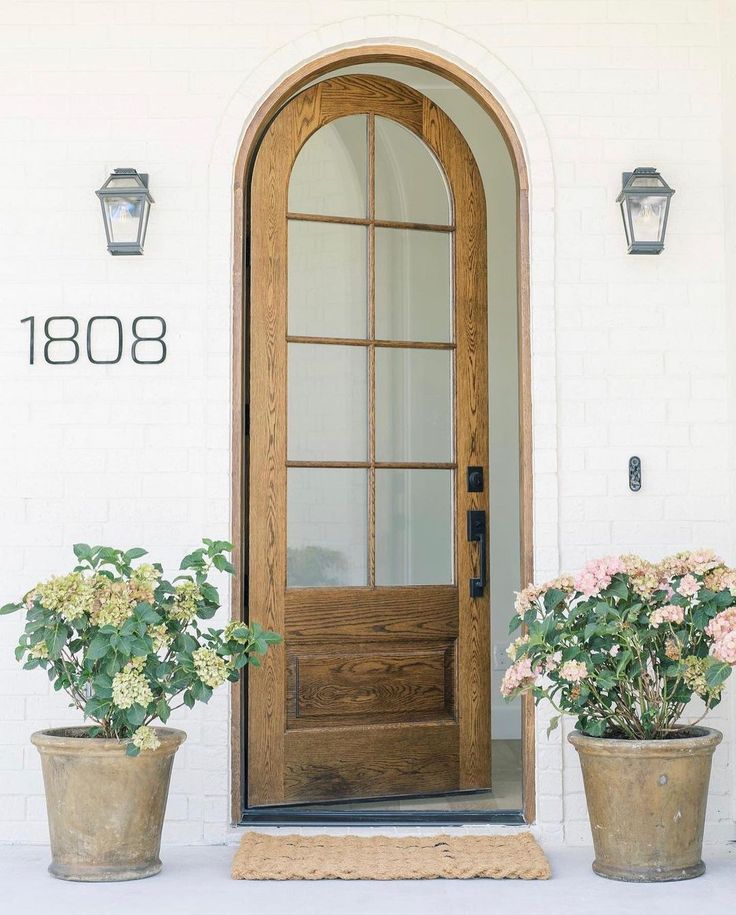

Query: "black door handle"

xmin=467 ymin=509 xmax=487 ymax=598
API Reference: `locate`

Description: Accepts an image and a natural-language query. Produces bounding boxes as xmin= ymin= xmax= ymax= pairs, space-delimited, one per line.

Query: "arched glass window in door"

xmin=285 ymin=113 xmax=455 ymax=588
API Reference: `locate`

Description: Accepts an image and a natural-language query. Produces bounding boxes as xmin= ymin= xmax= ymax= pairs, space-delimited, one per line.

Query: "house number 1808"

xmin=20 ymin=315 xmax=167 ymax=365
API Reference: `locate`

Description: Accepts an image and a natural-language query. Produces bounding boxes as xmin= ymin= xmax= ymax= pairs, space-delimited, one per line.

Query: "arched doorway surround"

xmin=230 ymin=45 xmax=535 ymax=825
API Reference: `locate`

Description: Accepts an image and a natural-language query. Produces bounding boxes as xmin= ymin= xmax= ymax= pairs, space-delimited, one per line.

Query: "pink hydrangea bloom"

xmin=711 ymin=631 xmax=736 ymax=664
xmin=707 ymin=608 xmax=736 ymax=664
xmin=677 ymin=574 xmax=700 ymax=599
xmin=559 ymin=660 xmax=587 ymax=683
xmin=500 ymin=657 xmax=538 ymax=697
xmin=705 ymin=607 xmax=736 ymax=641
xmin=573 ymin=556 xmax=625 ymax=599
xmin=649 ymin=604 xmax=685 ymax=628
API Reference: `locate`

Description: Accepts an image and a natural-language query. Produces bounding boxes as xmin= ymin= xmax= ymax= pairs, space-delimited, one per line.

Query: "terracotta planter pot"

xmin=31 ymin=726 xmax=186 ymax=882
xmin=568 ymin=726 xmax=722 ymax=882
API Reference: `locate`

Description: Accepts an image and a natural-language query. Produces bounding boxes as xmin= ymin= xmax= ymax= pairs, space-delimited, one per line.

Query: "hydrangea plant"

xmin=1 ymin=540 xmax=280 ymax=754
xmin=501 ymin=550 xmax=736 ymax=740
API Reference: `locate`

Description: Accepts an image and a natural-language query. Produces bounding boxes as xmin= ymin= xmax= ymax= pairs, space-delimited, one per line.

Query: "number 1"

xmin=20 ymin=316 xmax=35 ymax=364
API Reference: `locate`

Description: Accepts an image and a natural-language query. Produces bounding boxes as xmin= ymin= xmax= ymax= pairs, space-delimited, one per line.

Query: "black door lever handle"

xmin=467 ymin=509 xmax=487 ymax=598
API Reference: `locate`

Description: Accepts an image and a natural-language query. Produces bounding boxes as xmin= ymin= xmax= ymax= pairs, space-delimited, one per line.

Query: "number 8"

xmin=131 ymin=316 xmax=167 ymax=365
xmin=44 ymin=317 xmax=79 ymax=365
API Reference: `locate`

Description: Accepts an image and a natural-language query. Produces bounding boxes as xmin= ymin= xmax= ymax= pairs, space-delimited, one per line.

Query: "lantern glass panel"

xmin=104 ymin=196 xmax=144 ymax=244
xmin=105 ymin=175 xmax=143 ymax=190
xmin=629 ymin=194 xmax=667 ymax=244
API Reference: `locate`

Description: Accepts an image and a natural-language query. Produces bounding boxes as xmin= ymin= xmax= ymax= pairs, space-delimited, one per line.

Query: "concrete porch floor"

xmin=2 ymin=843 xmax=735 ymax=915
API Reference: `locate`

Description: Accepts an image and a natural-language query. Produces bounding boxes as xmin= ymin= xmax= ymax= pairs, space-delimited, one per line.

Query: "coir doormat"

xmin=232 ymin=832 xmax=550 ymax=880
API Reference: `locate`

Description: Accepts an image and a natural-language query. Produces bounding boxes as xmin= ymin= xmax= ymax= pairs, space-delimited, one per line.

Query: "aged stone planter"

xmin=31 ymin=726 xmax=186 ymax=882
xmin=568 ymin=726 xmax=722 ymax=882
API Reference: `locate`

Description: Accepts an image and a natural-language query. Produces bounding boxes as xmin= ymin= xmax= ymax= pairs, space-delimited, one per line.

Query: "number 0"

xmin=87 ymin=316 xmax=123 ymax=364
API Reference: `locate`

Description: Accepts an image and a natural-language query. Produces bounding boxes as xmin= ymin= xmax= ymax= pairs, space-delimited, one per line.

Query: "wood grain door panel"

xmin=287 ymin=641 xmax=456 ymax=727
xmin=283 ymin=723 xmax=459 ymax=804
xmin=248 ymin=74 xmax=490 ymax=807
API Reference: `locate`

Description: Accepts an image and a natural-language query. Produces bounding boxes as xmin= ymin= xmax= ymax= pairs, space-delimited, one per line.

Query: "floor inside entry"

xmin=242 ymin=58 xmax=525 ymax=823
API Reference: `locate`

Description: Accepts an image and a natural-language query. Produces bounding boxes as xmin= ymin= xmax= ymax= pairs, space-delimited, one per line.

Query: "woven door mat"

xmin=232 ymin=832 xmax=550 ymax=880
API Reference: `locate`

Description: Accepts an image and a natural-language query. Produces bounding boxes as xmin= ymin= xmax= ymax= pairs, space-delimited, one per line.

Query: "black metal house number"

xmin=20 ymin=316 xmax=167 ymax=365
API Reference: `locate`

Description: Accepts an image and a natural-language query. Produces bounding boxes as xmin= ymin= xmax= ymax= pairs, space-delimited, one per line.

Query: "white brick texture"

xmin=0 ymin=0 xmax=734 ymax=845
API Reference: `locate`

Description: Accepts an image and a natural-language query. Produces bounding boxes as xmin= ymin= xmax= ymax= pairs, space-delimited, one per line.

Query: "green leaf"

xmin=48 ymin=626 xmax=69 ymax=660
xmin=597 ymin=671 xmax=617 ymax=691
xmin=84 ymin=697 xmax=109 ymax=719
xmin=705 ymin=661 xmax=731 ymax=689
xmin=692 ymin=603 xmax=712 ymax=631
xmin=508 ymin=615 xmax=522 ymax=634
xmin=156 ymin=699 xmax=171 ymax=723
xmin=136 ymin=603 xmax=161 ymax=625
xmin=174 ymin=633 xmax=197 ymax=654
xmin=543 ymin=588 xmax=565 ymax=612
xmin=212 ymin=554 xmax=235 ymax=575
xmin=615 ymin=649 xmax=633 ymax=677
xmin=191 ymin=680 xmax=213 ymax=702
xmin=199 ymin=582 xmax=219 ymax=604
xmin=126 ymin=704 xmax=146 ymax=727
xmin=121 ymin=616 xmax=138 ymax=636
xmin=73 ymin=543 xmax=92 ymax=561
xmin=124 ymin=547 xmax=148 ymax=562
xmin=130 ymin=637 xmax=152 ymax=657
xmin=606 ymin=577 xmax=629 ymax=600
xmin=180 ymin=550 xmax=206 ymax=570
xmin=87 ymin=633 xmax=110 ymax=661
xmin=580 ymin=717 xmax=608 ymax=737
xmin=126 ymin=743 xmax=140 ymax=757
xmin=182 ymin=690 xmax=195 ymax=709
xmin=0 ymin=602 xmax=20 ymax=615
xmin=546 ymin=715 xmax=560 ymax=738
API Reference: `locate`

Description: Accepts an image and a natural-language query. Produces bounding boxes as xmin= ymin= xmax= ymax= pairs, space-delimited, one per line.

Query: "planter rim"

xmin=568 ymin=725 xmax=722 ymax=756
xmin=31 ymin=726 xmax=186 ymax=756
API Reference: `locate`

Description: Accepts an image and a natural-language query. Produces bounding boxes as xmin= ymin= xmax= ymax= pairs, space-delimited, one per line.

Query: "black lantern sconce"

xmin=616 ymin=167 xmax=674 ymax=255
xmin=95 ymin=168 xmax=154 ymax=255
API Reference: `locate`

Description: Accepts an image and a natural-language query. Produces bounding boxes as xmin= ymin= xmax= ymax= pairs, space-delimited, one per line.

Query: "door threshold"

xmin=239 ymin=808 xmax=525 ymax=826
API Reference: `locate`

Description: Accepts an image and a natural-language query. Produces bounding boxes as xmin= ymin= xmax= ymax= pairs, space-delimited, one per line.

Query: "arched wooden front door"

xmin=248 ymin=75 xmax=490 ymax=807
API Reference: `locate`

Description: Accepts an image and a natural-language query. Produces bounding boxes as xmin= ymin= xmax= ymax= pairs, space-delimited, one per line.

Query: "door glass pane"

xmin=375 ymin=117 xmax=451 ymax=226
xmin=376 ymin=469 xmax=453 ymax=585
xmin=288 ymin=222 xmax=367 ymax=338
xmin=288 ymin=468 xmax=368 ymax=587
xmin=375 ymin=228 xmax=452 ymax=342
xmin=375 ymin=348 xmax=452 ymax=463
xmin=288 ymin=115 xmax=367 ymax=218
xmin=288 ymin=343 xmax=367 ymax=461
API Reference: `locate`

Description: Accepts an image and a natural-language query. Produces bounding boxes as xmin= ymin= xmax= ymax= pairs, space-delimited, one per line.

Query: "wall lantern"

xmin=95 ymin=168 xmax=154 ymax=255
xmin=616 ymin=167 xmax=674 ymax=255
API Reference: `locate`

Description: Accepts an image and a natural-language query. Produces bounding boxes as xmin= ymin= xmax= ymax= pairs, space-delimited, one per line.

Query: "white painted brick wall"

xmin=0 ymin=0 xmax=734 ymax=846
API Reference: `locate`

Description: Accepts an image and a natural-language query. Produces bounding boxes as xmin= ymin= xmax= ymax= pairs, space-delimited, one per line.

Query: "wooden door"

xmin=248 ymin=75 xmax=490 ymax=807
